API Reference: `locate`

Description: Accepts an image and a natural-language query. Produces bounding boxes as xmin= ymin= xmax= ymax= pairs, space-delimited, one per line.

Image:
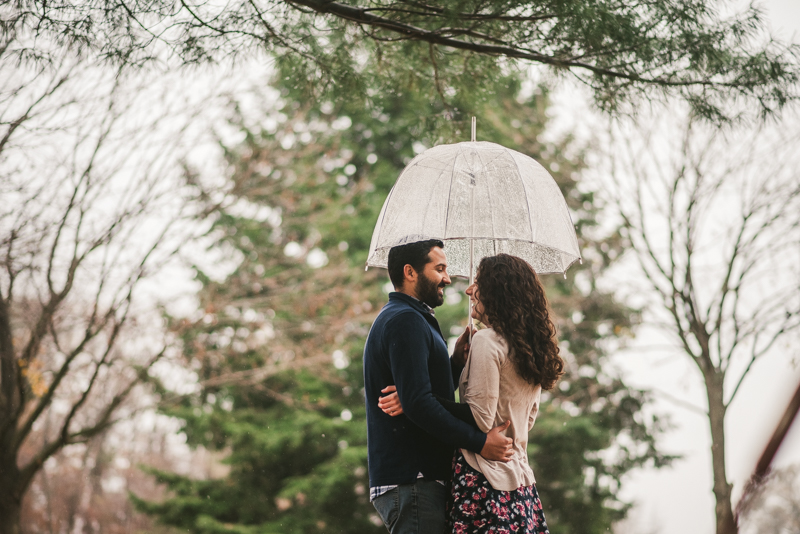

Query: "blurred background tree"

xmin=0 ymin=25 xmax=241 ymax=534
xmin=0 ymin=50 xmax=213 ymax=534
xmin=599 ymin=115 xmax=800 ymax=534
xmin=739 ymin=464 xmax=800 ymax=534
xmin=133 ymin=67 xmax=673 ymax=534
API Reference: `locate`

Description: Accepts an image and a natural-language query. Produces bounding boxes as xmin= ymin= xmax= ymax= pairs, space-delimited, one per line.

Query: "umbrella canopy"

xmin=366 ymin=141 xmax=581 ymax=279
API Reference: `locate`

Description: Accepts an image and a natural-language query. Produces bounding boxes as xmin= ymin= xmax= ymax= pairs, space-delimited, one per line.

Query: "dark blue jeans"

xmin=372 ymin=479 xmax=448 ymax=534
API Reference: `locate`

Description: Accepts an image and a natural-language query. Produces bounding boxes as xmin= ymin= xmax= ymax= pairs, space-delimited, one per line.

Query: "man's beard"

xmin=417 ymin=272 xmax=445 ymax=308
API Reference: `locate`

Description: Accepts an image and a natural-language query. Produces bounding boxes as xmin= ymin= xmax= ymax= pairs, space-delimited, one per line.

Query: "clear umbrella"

xmin=366 ymin=123 xmax=581 ymax=285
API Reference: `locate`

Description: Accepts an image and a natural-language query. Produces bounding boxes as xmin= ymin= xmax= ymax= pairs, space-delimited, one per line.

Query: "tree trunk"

xmin=0 ymin=291 xmax=22 ymax=534
xmin=0 ymin=463 xmax=22 ymax=534
xmin=705 ymin=370 xmax=736 ymax=534
xmin=0 ymin=289 xmax=20 ymax=427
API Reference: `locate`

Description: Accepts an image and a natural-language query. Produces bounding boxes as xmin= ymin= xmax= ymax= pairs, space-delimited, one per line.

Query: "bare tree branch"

xmin=18 ymin=346 xmax=167 ymax=493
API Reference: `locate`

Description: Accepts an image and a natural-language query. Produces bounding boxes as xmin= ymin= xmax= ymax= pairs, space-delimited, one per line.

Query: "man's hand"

xmin=479 ymin=420 xmax=513 ymax=462
xmin=451 ymin=326 xmax=476 ymax=367
xmin=378 ymin=385 xmax=404 ymax=416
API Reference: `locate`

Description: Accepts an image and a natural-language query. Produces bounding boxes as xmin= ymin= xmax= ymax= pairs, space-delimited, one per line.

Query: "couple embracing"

xmin=363 ymin=239 xmax=564 ymax=534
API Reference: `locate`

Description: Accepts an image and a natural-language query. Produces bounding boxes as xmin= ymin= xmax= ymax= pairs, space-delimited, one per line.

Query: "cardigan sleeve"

xmin=461 ymin=331 xmax=503 ymax=434
xmin=385 ymin=312 xmax=486 ymax=453
xmin=528 ymin=387 xmax=542 ymax=431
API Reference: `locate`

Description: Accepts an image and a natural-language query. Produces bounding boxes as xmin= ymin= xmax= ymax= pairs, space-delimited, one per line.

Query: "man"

xmin=363 ymin=239 xmax=513 ymax=533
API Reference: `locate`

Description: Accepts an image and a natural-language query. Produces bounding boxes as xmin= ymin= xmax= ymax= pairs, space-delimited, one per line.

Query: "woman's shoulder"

xmin=472 ymin=328 xmax=508 ymax=357
xmin=474 ymin=327 xmax=505 ymax=342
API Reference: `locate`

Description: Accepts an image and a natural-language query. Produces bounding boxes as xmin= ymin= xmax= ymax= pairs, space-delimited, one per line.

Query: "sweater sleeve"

xmin=386 ymin=312 xmax=486 ymax=454
xmin=433 ymin=394 xmax=479 ymax=429
xmin=462 ymin=331 xmax=503 ymax=434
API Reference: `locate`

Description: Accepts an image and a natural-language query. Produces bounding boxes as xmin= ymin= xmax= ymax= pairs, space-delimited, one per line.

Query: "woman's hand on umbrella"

xmin=379 ymin=385 xmax=403 ymax=416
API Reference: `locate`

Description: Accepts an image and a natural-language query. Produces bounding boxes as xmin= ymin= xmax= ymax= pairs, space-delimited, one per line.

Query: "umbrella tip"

xmin=471 ymin=117 xmax=476 ymax=142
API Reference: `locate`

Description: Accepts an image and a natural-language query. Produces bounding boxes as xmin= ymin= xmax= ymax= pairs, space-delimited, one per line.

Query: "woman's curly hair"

xmin=475 ymin=254 xmax=564 ymax=390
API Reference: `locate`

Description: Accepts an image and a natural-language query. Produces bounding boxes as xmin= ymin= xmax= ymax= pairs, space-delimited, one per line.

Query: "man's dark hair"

xmin=387 ymin=239 xmax=445 ymax=289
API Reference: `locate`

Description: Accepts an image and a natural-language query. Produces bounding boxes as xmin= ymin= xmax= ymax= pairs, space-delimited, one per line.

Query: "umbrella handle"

xmin=468 ymin=253 xmax=474 ymax=343
xmin=467 ymin=116 xmax=477 ymax=343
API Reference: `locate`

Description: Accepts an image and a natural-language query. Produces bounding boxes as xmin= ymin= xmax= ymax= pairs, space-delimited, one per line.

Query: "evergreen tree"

xmin=134 ymin=74 xmax=672 ymax=534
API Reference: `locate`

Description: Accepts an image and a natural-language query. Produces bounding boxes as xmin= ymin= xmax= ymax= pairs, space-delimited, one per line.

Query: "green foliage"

xmin=7 ymin=0 xmax=799 ymax=122
xmin=135 ymin=70 xmax=672 ymax=533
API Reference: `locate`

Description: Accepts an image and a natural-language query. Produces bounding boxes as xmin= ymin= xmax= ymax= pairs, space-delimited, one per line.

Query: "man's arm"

xmin=379 ymin=387 xmax=477 ymax=427
xmin=435 ymin=394 xmax=478 ymax=428
xmin=379 ymin=385 xmax=512 ymax=461
xmin=384 ymin=313 xmax=511 ymax=460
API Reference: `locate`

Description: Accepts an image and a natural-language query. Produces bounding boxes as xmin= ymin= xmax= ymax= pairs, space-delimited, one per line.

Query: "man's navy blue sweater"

xmin=363 ymin=292 xmax=487 ymax=487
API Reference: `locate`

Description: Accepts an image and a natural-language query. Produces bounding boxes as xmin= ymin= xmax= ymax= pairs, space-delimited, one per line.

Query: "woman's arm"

xmin=461 ymin=331 xmax=503 ymax=433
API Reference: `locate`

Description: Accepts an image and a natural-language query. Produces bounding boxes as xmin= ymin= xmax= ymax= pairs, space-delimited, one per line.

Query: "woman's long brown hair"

xmin=475 ymin=254 xmax=564 ymax=390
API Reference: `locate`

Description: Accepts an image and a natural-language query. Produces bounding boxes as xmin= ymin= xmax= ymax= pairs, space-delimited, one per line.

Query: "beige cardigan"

xmin=459 ymin=328 xmax=542 ymax=491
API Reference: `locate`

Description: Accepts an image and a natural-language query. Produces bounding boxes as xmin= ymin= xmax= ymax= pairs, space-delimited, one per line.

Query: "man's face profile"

xmin=414 ymin=246 xmax=450 ymax=308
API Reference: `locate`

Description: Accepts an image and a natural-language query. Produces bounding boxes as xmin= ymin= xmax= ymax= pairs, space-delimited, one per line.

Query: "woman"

xmin=379 ymin=253 xmax=563 ymax=533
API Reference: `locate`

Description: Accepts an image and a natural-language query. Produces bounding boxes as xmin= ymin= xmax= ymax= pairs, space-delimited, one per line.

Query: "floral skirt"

xmin=447 ymin=450 xmax=550 ymax=534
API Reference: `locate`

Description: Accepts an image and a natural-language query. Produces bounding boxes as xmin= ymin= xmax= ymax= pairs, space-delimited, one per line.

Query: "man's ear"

xmin=403 ymin=264 xmax=417 ymax=285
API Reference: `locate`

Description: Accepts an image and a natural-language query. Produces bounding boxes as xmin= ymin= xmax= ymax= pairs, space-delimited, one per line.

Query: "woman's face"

xmin=466 ymin=281 xmax=488 ymax=324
